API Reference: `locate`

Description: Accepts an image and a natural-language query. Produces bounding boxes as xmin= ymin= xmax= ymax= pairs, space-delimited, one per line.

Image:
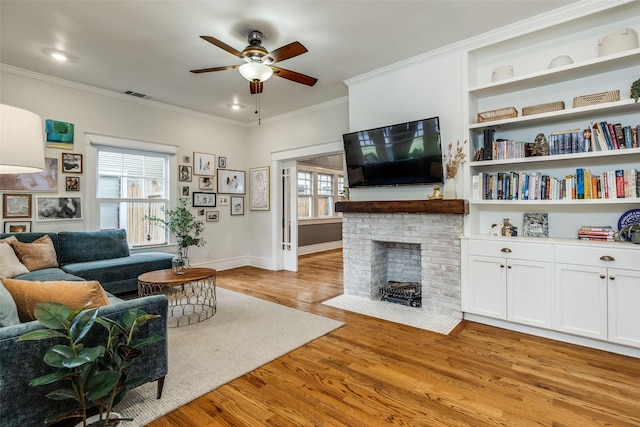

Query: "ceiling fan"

xmin=190 ymin=30 xmax=318 ymax=94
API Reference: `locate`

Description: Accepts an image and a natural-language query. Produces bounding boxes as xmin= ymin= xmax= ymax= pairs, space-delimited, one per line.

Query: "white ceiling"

xmin=0 ymin=1 xmax=577 ymax=124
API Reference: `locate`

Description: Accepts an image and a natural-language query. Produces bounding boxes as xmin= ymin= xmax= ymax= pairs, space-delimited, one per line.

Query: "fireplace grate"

xmin=379 ymin=281 xmax=421 ymax=307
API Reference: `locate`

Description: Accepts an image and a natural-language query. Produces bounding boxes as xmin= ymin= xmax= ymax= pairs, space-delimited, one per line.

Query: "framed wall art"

xmin=2 ymin=194 xmax=32 ymax=218
xmin=66 ymin=176 xmax=80 ymax=192
xmin=4 ymin=220 xmax=32 ymax=233
xmin=249 ymin=166 xmax=270 ymax=210
xmin=181 ymin=185 xmax=190 ymax=197
xmin=62 ymin=153 xmax=82 ymax=173
xmin=182 ymin=155 xmax=191 ymax=164
xmin=199 ymin=176 xmax=214 ymax=190
xmin=193 ymin=152 xmax=215 ymax=176
xmin=206 ymin=210 xmax=219 ymax=222
xmin=218 ymin=195 xmax=229 ymax=206
xmin=523 ymin=212 xmax=549 ymax=237
xmin=217 ymin=169 xmax=245 ymax=194
xmin=178 ymin=165 xmax=192 ymax=182
xmin=192 ymin=191 xmax=217 ymax=207
xmin=0 ymin=157 xmax=58 ymax=192
xmin=45 ymin=119 xmax=74 ymax=149
xmin=218 ymin=156 xmax=227 ymax=168
xmin=230 ymin=196 xmax=244 ymax=216
xmin=35 ymin=197 xmax=82 ymax=221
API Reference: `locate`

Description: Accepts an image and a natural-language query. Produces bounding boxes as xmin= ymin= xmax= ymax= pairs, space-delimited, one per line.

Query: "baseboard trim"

xmin=298 ymin=241 xmax=342 ymax=255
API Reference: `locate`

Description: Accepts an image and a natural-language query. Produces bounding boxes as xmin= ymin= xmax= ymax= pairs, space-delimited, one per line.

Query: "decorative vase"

xmin=172 ymin=247 xmax=189 ymax=275
xmin=502 ymin=218 xmax=514 ymax=237
xmin=442 ymin=178 xmax=457 ymax=199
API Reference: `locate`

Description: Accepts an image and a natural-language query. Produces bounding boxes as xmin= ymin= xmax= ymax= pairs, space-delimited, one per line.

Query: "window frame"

xmin=297 ymin=165 xmax=343 ymax=221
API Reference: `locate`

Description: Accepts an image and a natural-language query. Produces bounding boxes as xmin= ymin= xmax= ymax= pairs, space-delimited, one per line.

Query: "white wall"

xmin=1 ymin=70 xmax=249 ymax=268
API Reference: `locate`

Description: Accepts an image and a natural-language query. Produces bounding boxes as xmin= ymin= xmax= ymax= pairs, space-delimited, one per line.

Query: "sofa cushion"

xmin=12 ymin=268 xmax=86 ymax=282
xmin=58 ymin=229 xmax=130 ymax=265
xmin=0 ymin=279 xmax=20 ymax=327
xmin=10 ymin=235 xmax=58 ymax=271
xmin=0 ymin=237 xmax=29 ymax=278
xmin=1 ymin=278 xmax=111 ymax=322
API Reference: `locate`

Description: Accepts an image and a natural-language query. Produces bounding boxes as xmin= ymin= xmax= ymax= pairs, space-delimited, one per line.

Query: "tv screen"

xmin=342 ymin=116 xmax=443 ymax=188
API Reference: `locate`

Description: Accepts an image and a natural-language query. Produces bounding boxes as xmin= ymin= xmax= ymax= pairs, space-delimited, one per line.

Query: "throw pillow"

xmin=10 ymin=235 xmax=59 ymax=271
xmin=1 ymin=278 xmax=110 ymax=322
xmin=0 ymin=279 xmax=20 ymax=327
xmin=0 ymin=238 xmax=29 ymax=278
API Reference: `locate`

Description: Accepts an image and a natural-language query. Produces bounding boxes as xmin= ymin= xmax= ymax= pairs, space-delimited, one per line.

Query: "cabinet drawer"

xmin=555 ymin=245 xmax=640 ymax=270
xmin=466 ymin=239 xmax=552 ymax=262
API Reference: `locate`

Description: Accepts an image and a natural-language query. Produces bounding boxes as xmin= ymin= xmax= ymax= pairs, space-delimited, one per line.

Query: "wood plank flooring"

xmin=148 ymin=249 xmax=640 ymax=426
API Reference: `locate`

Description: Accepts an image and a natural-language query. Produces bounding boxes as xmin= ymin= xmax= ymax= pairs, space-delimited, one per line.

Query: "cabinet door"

xmin=554 ymin=263 xmax=607 ymax=340
xmin=465 ymin=255 xmax=506 ymax=319
xmin=507 ymin=259 xmax=552 ymax=329
xmin=608 ymin=268 xmax=640 ymax=348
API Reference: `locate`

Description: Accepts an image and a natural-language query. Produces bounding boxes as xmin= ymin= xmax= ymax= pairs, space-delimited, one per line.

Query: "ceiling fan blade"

xmin=267 ymin=41 xmax=308 ymax=63
xmin=190 ymin=65 xmax=240 ymax=74
xmin=250 ymin=81 xmax=264 ymax=94
xmin=270 ymin=66 xmax=318 ymax=86
xmin=200 ymin=35 xmax=244 ymax=59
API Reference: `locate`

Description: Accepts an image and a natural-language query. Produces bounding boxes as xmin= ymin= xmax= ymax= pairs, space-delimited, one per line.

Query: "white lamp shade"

xmin=0 ymin=104 xmax=46 ymax=174
xmin=239 ymin=63 xmax=274 ymax=82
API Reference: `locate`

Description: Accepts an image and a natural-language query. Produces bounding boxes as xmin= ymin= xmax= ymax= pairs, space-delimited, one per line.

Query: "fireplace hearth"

xmin=380 ymin=281 xmax=422 ymax=307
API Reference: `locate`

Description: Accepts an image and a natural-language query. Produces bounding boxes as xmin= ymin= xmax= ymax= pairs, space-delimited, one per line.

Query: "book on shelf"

xmin=579 ymin=225 xmax=613 ymax=231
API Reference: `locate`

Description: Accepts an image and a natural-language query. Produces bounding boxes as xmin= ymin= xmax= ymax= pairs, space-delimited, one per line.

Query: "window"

xmin=297 ymin=166 xmax=343 ymax=219
xmin=97 ymin=147 xmax=169 ymax=247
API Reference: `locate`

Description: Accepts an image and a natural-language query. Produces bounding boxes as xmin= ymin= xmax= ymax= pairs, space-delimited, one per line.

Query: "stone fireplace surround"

xmin=336 ymin=200 xmax=468 ymax=318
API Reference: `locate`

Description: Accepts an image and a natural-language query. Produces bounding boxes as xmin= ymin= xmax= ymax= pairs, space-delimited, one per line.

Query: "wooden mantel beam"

xmin=334 ymin=200 xmax=468 ymax=215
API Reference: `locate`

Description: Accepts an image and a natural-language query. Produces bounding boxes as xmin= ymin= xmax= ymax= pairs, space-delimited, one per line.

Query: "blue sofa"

xmin=0 ymin=230 xmax=173 ymax=426
xmin=0 ymin=230 xmax=174 ymax=295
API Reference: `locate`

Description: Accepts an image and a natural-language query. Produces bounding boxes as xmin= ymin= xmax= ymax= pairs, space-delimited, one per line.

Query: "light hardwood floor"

xmin=148 ymin=249 xmax=640 ymax=426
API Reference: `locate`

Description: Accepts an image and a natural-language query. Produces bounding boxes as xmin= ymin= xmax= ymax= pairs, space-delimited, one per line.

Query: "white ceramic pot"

xmin=598 ymin=28 xmax=639 ymax=57
xmin=442 ymin=179 xmax=457 ymax=200
xmin=491 ymin=65 xmax=514 ymax=82
xmin=548 ymin=55 xmax=573 ymax=68
xmin=75 ymin=412 xmax=122 ymax=427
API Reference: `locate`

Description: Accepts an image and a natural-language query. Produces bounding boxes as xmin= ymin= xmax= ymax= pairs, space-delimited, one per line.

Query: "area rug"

xmin=118 ymin=287 xmax=344 ymax=426
xmin=322 ymin=294 xmax=460 ymax=335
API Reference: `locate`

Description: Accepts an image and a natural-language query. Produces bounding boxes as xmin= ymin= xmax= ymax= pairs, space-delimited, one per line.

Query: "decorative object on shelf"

xmin=522 ymin=101 xmax=565 ymax=116
xmin=619 ymin=223 xmax=640 ymax=244
xmin=618 ymin=208 xmax=640 ymax=242
xmin=477 ymin=107 xmax=517 ymax=123
xmin=573 ymin=89 xmax=620 ymax=107
xmin=442 ymin=140 xmax=467 ymax=200
xmin=523 ymin=213 xmax=549 ymax=237
xmin=490 ymin=222 xmax=502 ymax=236
xmin=548 ymin=55 xmax=573 ymax=68
xmin=501 ymin=218 xmax=514 ymax=237
xmin=18 ymin=301 xmax=163 ymax=427
xmin=631 ymin=78 xmax=640 ymax=103
xmin=534 ymin=133 xmax=549 ymax=156
xmin=143 ymin=197 xmax=205 ymax=275
xmin=428 ymin=185 xmax=443 ymax=200
xmin=491 ymin=65 xmax=514 ymax=82
xmin=339 ymin=186 xmax=350 ymax=201
xmin=597 ymin=28 xmax=639 ymax=57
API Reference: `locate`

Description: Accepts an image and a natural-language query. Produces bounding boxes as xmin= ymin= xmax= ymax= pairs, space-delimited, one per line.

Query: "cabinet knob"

xmin=610 ymin=276 xmax=615 ymax=280
xmin=600 ymin=274 xmax=606 ymax=279
xmin=599 ymin=255 xmax=615 ymax=261
xmin=507 ymin=265 xmax=512 ymax=269
xmin=500 ymin=264 xmax=505 ymax=268
xmin=500 ymin=248 xmax=512 ymax=253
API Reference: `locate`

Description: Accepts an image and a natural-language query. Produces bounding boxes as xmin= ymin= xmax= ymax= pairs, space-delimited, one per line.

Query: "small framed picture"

xmin=66 ymin=176 xmax=80 ymax=192
xmin=199 ymin=176 xmax=214 ymax=190
xmin=35 ymin=197 xmax=82 ymax=221
xmin=2 ymin=194 xmax=32 ymax=218
xmin=192 ymin=191 xmax=217 ymax=207
xmin=62 ymin=153 xmax=82 ymax=173
xmin=249 ymin=166 xmax=270 ymax=211
xmin=181 ymin=185 xmax=190 ymax=197
xmin=178 ymin=165 xmax=192 ymax=182
xmin=217 ymin=170 xmax=245 ymax=194
xmin=182 ymin=155 xmax=191 ymax=164
xmin=206 ymin=210 xmax=219 ymax=222
xmin=197 ymin=209 xmax=205 ymax=216
xmin=523 ymin=213 xmax=549 ymax=237
xmin=230 ymin=196 xmax=244 ymax=216
xmin=218 ymin=156 xmax=227 ymax=168
xmin=4 ymin=220 xmax=32 ymax=233
xmin=193 ymin=152 xmax=215 ymax=176
xmin=218 ymin=195 xmax=229 ymax=206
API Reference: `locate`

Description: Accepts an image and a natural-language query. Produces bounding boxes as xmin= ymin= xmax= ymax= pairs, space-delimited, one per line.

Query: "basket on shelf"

xmin=477 ymin=107 xmax=518 ymax=123
xmin=522 ymin=101 xmax=565 ymax=116
xmin=573 ymin=90 xmax=620 ymax=107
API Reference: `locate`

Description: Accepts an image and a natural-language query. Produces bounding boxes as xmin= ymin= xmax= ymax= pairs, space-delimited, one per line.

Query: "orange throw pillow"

xmin=1 ymin=279 xmax=110 ymax=322
xmin=10 ymin=235 xmax=58 ymax=271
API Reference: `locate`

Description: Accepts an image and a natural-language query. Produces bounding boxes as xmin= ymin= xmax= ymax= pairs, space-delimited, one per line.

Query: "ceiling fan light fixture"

xmin=239 ymin=63 xmax=273 ymax=83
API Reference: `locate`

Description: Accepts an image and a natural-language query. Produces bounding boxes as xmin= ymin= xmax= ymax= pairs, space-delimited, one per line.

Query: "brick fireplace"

xmin=336 ymin=200 xmax=468 ymax=318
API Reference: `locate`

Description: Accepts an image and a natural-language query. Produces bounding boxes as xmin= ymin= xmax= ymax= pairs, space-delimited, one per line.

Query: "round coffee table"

xmin=138 ymin=267 xmax=216 ymax=327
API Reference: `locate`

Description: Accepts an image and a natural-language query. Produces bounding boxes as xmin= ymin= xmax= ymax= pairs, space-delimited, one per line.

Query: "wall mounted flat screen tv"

xmin=342 ymin=116 xmax=443 ymax=188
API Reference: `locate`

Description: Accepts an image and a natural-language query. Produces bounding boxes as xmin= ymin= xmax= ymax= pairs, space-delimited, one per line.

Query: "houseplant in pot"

xmin=144 ymin=197 xmax=206 ymax=274
xmin=18 ymin=302 xmax=163 ymax=427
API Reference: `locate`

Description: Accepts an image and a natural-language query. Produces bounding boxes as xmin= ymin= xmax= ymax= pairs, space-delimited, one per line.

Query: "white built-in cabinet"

xmin=461 ymin=1 xmax=640 ymax=355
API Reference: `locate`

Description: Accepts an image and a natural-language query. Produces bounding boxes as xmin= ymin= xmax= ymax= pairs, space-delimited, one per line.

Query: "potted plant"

xmin=17 ymin=302 xmax=164 ymax=427
xmin=144 ymin=198 xmax=206 ymax=274
xmin=631 ymin=78 xmax=640 ymax=102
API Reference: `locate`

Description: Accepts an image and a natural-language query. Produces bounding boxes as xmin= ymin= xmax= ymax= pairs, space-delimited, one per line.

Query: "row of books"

xmin=578 ymin=225 xmax=615 ymax=242
xmin=589 ymin=121 xmax=640 ymax=151
xmin=475 ymin=168 xmax=640 ymax=200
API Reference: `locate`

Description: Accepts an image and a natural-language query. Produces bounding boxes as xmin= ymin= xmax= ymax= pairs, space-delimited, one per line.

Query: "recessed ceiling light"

xmin=227 ymin=103 xmax=245 ymax=111
xmin=43 ymin=48 xmax=77 ymax=63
